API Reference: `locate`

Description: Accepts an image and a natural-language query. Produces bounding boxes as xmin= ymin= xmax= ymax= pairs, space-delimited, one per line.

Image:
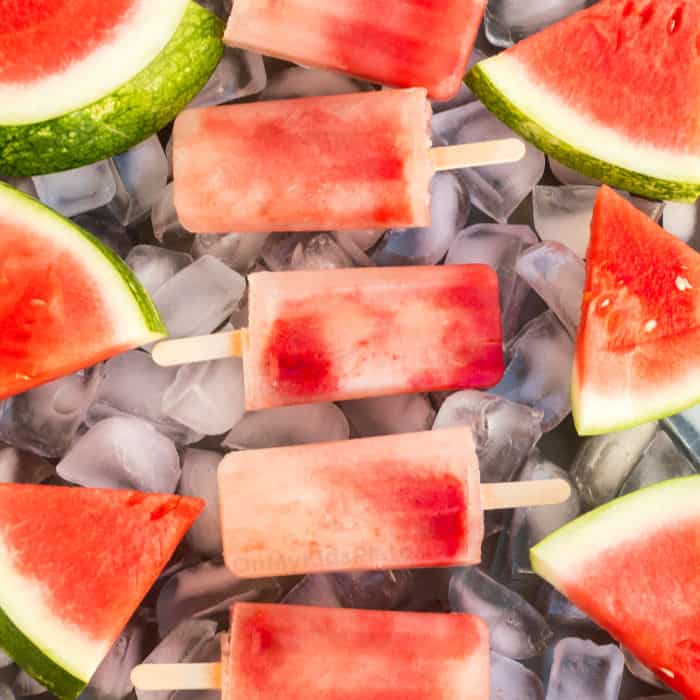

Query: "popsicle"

xmin=132 ymin=603 xmax=491 ymax=700
xmin=218 ymin=427 xmax=571 ymax=577
xmin=153 ymin=265 xmax=505 ymax=410
xmin=174 ymin=88 xmax=525 ymax=233
xmin=224 ymin=0 xmax=488 ymax=100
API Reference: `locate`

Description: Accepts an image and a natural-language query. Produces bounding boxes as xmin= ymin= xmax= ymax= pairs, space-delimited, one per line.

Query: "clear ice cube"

xmin=126 ymin=245 xmax=193 ymax=297
xmin=340 ymin=394 xmax=435 ymax=437
xmin=663 ymin=201 xmax=699 ymax=243
xmin=491 ymin=652 xmax=545 ymax=700
xmin=191 ymin=232 xmax=269 ymax=273
xmin=262 ymin=66 xmax=367 ymax=100
xmin=151 ymin=183 xmax=193 ymax=244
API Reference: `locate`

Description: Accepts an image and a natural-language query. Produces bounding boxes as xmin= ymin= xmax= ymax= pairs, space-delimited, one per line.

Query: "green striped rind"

xmin=0 ymin=605 xmax=85 ymax=700
xmin=530 ymin=476 xmax=700 ymax=582
xmin=0 ymin=182 xmax=166 ymax=336
xmin=0 ymin=2 xmax=224 ymax=176
xmin=466 ymin=64 xmax=700 ymax=203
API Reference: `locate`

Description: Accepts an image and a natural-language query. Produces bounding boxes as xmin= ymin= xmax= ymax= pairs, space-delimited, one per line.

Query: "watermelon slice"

xmin=0 ymin=1 xmax=223 ymax=176
xmin=466 ymin=0 xmax=700 ymax=202
xmin=531 ymin=476 xmax=700 ymax=699
xmin=573 ymin=186 xmax=700 ymax=435
xmin=0 ymin=484 xmax=203 ymax=699
xmin=0 ymin=182 xmax=166 ymax=399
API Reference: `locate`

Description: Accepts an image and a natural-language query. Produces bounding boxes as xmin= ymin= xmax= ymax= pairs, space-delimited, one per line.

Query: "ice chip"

xmin=57 ymin=416 xmax=181 ymax=493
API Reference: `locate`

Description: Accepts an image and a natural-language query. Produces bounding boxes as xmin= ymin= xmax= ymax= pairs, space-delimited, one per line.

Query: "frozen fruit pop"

xmin=224 ymin=0 xmax=487 ymax=99
xmin=132 ymin=603 xmax=491 ymax=700
xmin=153 ymin=265 xmax=505 ymax=410
xmin=218 ymin=427 xmax=571 ymax=577
xmin=174 ymin=88 xmax=525 ymax=233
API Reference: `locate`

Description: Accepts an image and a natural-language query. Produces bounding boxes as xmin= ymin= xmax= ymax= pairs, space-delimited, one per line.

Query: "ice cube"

xmin=73 ymin=211 xmax=133 ymax=258
xmin=189 ymin=48 xmax=266 ymax=109
xmin=484 ymin=0 xmax=587 ymax=47
xmin=262 ymin=66 xmax=367 ymax=100
xmin=545 ymin=638 xmax=624 ymax=700
xmin=152 ymin=256 xmax=246 ymax=339
xmin=162 ymin=357 xmax=245 ymax=436
xmin=178 ymin=449 xmax=223 ymax=557
xmin=87 ymin=351 xmax=202 ymax=445
xmin=126 ymin=245 xmax=193 ymax=297
xmin=449 ymin=567 xmax=552 ymax=659
xmin=433 ymin=390 xmax=543 ymax=482
xmin=170 ymin=634 xmax=222 ymax=700
xmin=283 ymin=575 xmax=342 ymax=607
xmin=80 ymin=615 xmax=147 ymax=700
xmin=0 ymin=370 xmax=100 ymax=458
xmin=432 ymin=102 xmax=545 ymax=222
xmin=0 ymin=447 xmax=54 ymax=484
xmin=136 ymin=619 xmax=217 ymax=700
xmin=11 ymin=671 xmax=44 ymax=697
xmin=571 ymin=422 xmax=658 ymax=508
xmin=446 ymin=223 xmax=537 ymax=340
xmin=536 ymin=586 xmax=597 ymax=634
xmin=548 ymin=157 xmax=600 ymax=187
xmin=491 ymin=651 xmax=545 ymax=700
xmin=289 ymin=233 xmax=358 ymax=270
xmin=663 ymin=403 xmax=700 ymax=469
xmin=516 ymin=242 xmax=585 ymax=338
xmin=491 ymin=311 xmax=574 ymax=432
xmin=373 ymin=172 xmax=469 ymax=265
xmin=332 ymin=570 xmax=417 ymax=610
xmin=333 ymin=229 xmax=385 ymax=252
xmin=110 ymin=136 xmax=169 ymax=226
xmin=340 ymin=394 xmax=435 ymax=437
xmin=663 ymin=201 xmax=699 ymax=243
xmin=151 ymin=183 xmax=193 ymax=244
xmin=33 ymin=161 xmax=116 ymax=218
xmin=191 ymin=232 xmax=269 ymax=273
xmin=57 ymin=416 xmax=180 ymax=493
xmin=156 ymin=559 xmax=282 ymax=636
xmin=619 ymin=430 xmax=696 ymax=496
xmin=222 ymin=403 xmax=350 ymax=450
xmin=1 ymin=176 xmax=37 ymax=198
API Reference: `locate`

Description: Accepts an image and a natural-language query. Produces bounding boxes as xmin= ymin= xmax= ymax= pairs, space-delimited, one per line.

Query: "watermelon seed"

xmin=676 ymin=276 xmax=693 ymax=291
xmin=644 ymin=320 xmax=657 ymax=332
xmin=600 ymin=298 xmax=611 ymax=308
xmin=667 ymin=5 xmax=683 ymax=33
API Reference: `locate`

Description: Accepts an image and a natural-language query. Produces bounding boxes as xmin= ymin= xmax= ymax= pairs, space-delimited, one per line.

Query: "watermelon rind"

xmin=0 ymin=606 xmax=84 ymax=700
xmin=466 ymin=61 xmax=700 ymax=203
xmin=0 ymin=2 xmax=224 ymax=176
xmin=0 ymin=182 xmax=166 ymax=385
xmin=531 ymin=475 xmax=700 ymax=584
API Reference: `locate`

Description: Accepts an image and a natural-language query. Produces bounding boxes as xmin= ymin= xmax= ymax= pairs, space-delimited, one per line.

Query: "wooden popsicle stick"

xmin=152 ymin=329 xmax=247 ymax=367
xmin=481 ymin=478 xmax=571 ymax=511
xmin=430 ymin=138 xmax=526 ymax=172
xmin=131 ymin=662 xmax=222 ymax=690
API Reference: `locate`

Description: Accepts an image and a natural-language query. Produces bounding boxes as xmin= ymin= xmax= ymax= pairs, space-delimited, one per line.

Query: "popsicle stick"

xmin=430 ymin=138 xmax=526 ymax=171
xmin=131 ymin=662 xmax=221 ymax=690
xmin=481 ymin=478 xmax=571 ymax=511
xmin=152 ymin=329 xmax=247 ymax=367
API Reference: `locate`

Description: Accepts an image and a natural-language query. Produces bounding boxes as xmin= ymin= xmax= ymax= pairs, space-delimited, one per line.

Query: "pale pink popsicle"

xmin=222 ymin=603 xmax=490 ymax=700
xmin=242 ymin=264 xmax=503 ymax=411
xmin=218 ymin=427 xmax=484 ymax=577
xmin=224 ymin=0 xmax=487 ymax=99
xmin=173 ymin=89 xmax=433 ymax=233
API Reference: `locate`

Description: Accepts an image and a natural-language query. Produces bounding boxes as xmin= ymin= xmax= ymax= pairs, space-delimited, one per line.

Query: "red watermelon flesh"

xmin=507 ymin=0 xmax=700 ymax=156
xmin=0 ymin=0 xmax=136 ymax=85
xmin=572 ymin=185 xmax=700 ymax=434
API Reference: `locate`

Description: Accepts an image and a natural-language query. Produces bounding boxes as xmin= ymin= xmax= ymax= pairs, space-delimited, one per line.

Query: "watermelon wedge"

xmin=466 ymin=0 xmax=700 ymax=201
xmin=573 ymin=186 xmax=700 ymax=435
xmin=0 ymin=484 xmax=203 ymax=699
xmin=0 ymin=1 xmax=223 ymax=176
xmin=531 ymin=476 xmax=700 ymax=700
xmin=0 ymin=182 xmax=166 ymax=399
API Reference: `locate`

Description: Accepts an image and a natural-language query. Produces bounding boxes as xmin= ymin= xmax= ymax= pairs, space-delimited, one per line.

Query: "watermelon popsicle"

xmin=132 ymin=603 xmax=491 ymax=700
xmin=224 ymin=0 xmax=486 ymax=99
xmin=152 ymin=264 xmax=505 ymax=410
xmin=173 ymin=88 xmax=525 ymax=233
xmin=218 ymin=428 xmax=571 ymax=577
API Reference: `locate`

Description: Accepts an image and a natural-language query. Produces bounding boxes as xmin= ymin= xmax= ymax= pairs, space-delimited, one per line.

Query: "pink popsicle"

xmin=223 ymin=603 xmax=490 ymax=700
xmin=224 ymin=0 xmax=487 ymax=99
xmin=242 ymin=264 xmax=503 ymax=410
xmin=218 ymin=427 xmax=484 ymax=577
xmin=173 ymin=89 xmax=433 ymax=234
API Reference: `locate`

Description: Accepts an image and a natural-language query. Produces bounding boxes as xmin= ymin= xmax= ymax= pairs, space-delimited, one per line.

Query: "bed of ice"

xmin=0 ymin=1 xmax=697 ymax=699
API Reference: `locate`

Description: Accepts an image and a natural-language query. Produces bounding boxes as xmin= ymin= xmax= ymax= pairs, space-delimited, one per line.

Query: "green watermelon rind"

xmin=0 ymin=182 xmax=166 ymax=338
xmin=530 ymin=474 xmax=700 ymax=583
xmin=465 ymin=64 xmax=700 ymax=203
xmin=0 ymin=605 xmax=85 ymax=700
xmin=0 ymin=2 xmax=224 ymax=177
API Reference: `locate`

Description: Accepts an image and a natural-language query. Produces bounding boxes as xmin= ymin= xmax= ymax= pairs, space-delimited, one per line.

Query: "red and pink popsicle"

xmin=152 ymin=265 xmax=505 ymax=410
xmin=131 ymin=603 xmax=491 ymax=700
